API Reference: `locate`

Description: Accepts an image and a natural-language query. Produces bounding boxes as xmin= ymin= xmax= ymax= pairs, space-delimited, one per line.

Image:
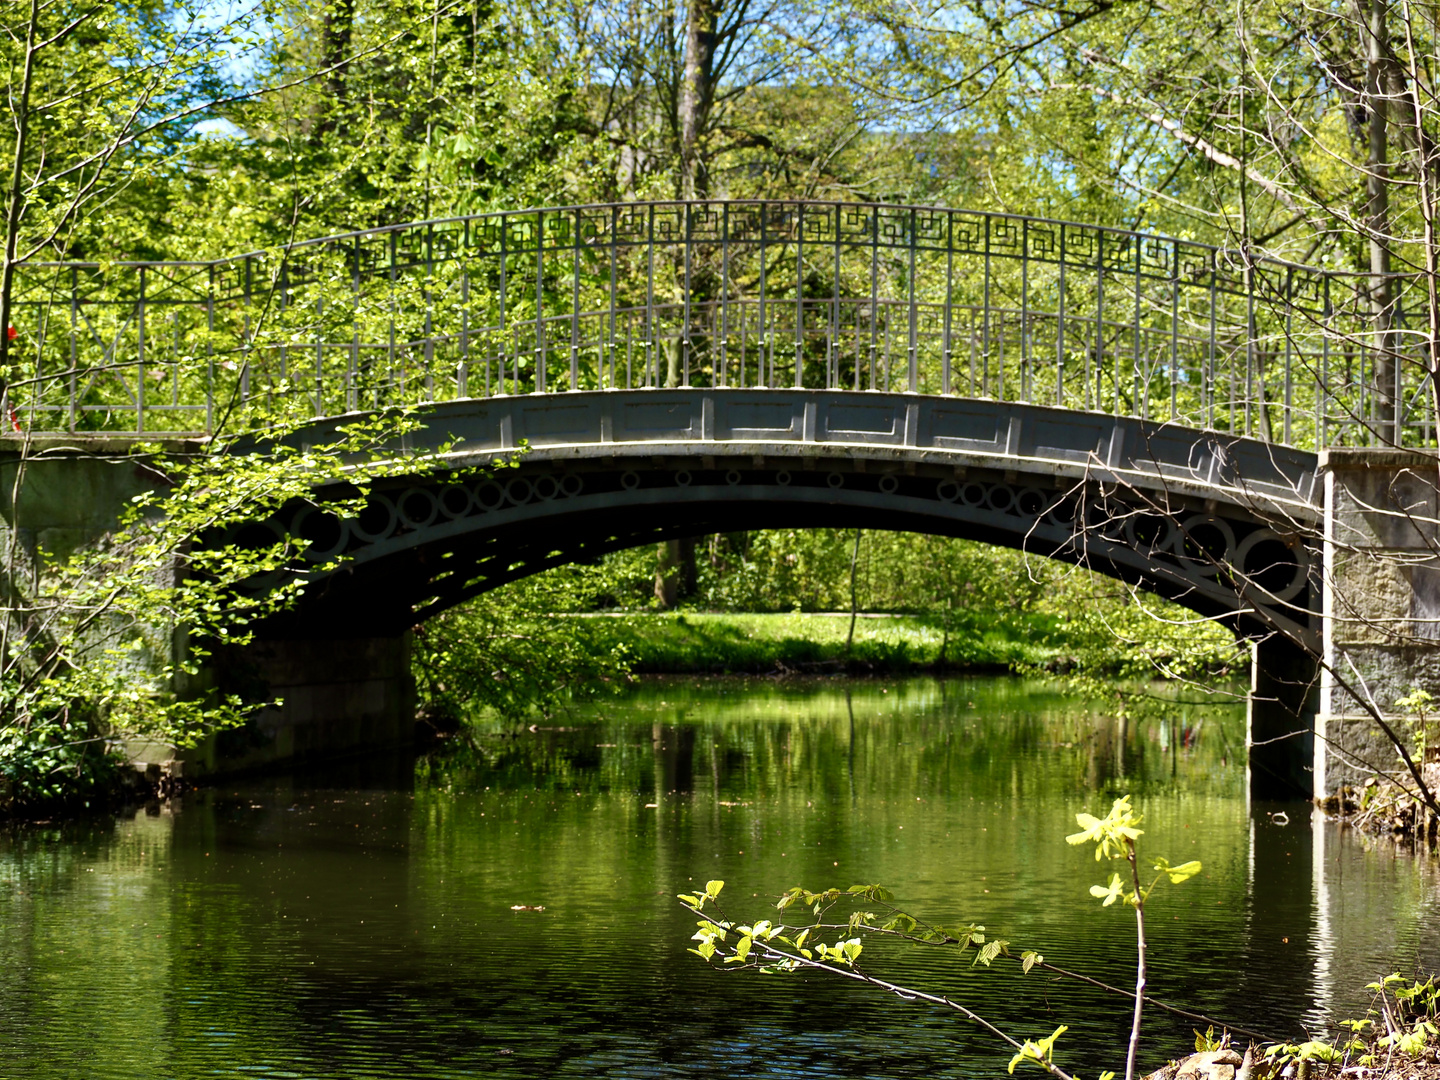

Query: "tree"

xmin=0 ymin=0 xmax=501 ymax=810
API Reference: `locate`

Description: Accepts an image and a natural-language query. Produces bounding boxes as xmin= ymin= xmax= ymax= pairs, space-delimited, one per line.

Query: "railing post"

xmin=459 ymin=221 xmax=470 ymax=400
xmin=137 ymin=266 xmax=146 ymax=434
xmin=942 ymin=210 xmax=953 ymax=397
xmin=1133 ymin=231 xmax=1143 ymax=421
xmin=907 ymin=207 xmax=918 ymax=393
xmin=646 ymin=204 xmax=656 ymax=388
xmin=719 ymin=202 xmax=730 ymax=389
xmin=206 ymin=267 xmax=215 ymax=435
xmin=572 ymin=206 xmax=582 ymax=391
xmin=868 ymin=205 xmax=878 ymax=391
xmin=1020 ymin=217 xmax=1030 ymax=403
xmin=1320 ymin=275 xmax=1331 ymax=446
xmin=1284 ymin=266 xmax=1294 ymax=445
xmin=1170 ymin=241 xmax=1179 ymax=423
xmin=760 ymin=202 xmax=770 ymax=388
xmin=1057 ymin=226 xmax=1066 ymax=407
xmin=983 ymin=213 xmax=992 ymax=394
xmin=684 ymin=202 xmax=694 ymax=389
xmin=609 ymin=205 xmax=619 ymax=390
xmin=535 ymin=210 xmax=546 ymax=394
xmin=831 ymin=203 xmax=842 ymax=391
xmin=424 ymin=220 xmax=435 ymax=403
xmin=795 ymin=202 xmax=805 ymax=389
xmin=68 ymin=265 xmax=78 ymax=434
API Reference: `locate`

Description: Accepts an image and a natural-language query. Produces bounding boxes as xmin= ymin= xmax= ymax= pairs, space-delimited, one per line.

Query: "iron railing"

xmin=3 ymin=200 xmax=1429 ymax=448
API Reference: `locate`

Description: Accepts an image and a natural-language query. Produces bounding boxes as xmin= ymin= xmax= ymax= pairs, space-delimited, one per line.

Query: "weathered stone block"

xmin=1320 ymin=448 xmax=1440 ymax=797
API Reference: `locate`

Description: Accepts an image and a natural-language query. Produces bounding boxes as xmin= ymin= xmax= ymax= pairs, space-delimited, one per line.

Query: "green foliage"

xmin=0 ymin=709 xmax=120 ymax=809
xmin=676 ymin=797 xmax=1216 ymax=1080
xmin=0 ymin=411 xmax=448 ymax=811
xmin=1067 ymin=797 xmax=1201 ymax=1080
xmin=1067 ymin=797 xmax=1201 ymax=909
xmin=1397 ymin=686 xmax=1439 ymax=765
xmin=411 ymin=574 xmax=634 ymax=727
xmin=1008 ymin=1026 xmax=1069 ymax=1076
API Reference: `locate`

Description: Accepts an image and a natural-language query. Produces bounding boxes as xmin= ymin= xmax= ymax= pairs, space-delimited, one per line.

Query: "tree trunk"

xmin=1362 ymin=0 xmax=1401 ymax=444
xmin=1 ymin=0 xmax=41 ymax=389
xmin=680 ymin=0 xmax=720 ymax=200
xmin=313 ymin=0 xmax=355 ymax=142
xmin=845 ymin=529 xmax=861 ymax=657
xmin=654 ymin=538 xmax=697 ymax=608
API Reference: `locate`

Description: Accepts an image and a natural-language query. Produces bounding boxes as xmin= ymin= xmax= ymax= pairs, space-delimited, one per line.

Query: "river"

xmin=2 ymin=676 xmax=1438 ymax=1078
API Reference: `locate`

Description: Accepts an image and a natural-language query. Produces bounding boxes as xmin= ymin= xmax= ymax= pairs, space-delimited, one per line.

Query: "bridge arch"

xmin=242 ymin=390 xmax=1321 ymax=647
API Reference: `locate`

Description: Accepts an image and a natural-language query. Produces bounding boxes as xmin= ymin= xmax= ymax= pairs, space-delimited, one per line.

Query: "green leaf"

xmin=974 ymin=939 xmax=1007 ymax=967
xmin=1090 ymin=872 xmax=1126 ymax=907
xmin=1155 ymin=857 xmax=1202 ymax=884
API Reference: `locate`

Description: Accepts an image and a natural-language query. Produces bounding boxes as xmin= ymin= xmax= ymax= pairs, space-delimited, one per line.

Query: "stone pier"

xmin=186 ymin=635 xmax=417 ymax=778
xmin=1317 ymin=449 xmax=1440 ymax=795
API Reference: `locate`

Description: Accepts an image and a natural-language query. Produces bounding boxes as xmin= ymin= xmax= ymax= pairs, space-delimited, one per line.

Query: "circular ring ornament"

xmin=775 ymin=470 xmax=792 ymax=487
xmin=1045 ymin=495 xmax=1080 ymax=525
xmin=674 ymin=470 xmax=693 ymax=487
xmin=1123 ymin=512 xmax=1176 ymax=554
xmin=725 ymin=470 xmax=743 ymax=486
xmin=960 ymin=482 xmax=986 ymax=507
xmin=229 ymin=518 xmax=287 ymax=553
xmin=559 ymin=474 xmax=584 ymax=497
xmin=290 ymin=506 xmax=349 ymax=563
xmin=438 ymin=484 xmax=473 ymax=520
xmin=1015 ymin=487 xmax=1046 ymax=517
xmin=936 ymin=480 xmax=961 ymax=503
xmin=350 ymin=494 xmax=399 ymax=543
xmin=531 ymin=475 xmax=560 ymax=501
xmin=505 ymin=478 xmax=535 ymax=504
xmin=1171 ymin=513 xmax=1236 ymax=576
xmin=398 ymin=488 xmax=439 ymax=530
xmin=826 ymin=472 xmax=845 ymax=489
xmin=230 ymin=520 xmax=290 ymax=589
xmin=985 ymin=485 xmax=1016 ymax=513
xmin=1234 ymin=530 xmax=1310 ymax=602
xmin=474 ymin=480 xmax=506 ymax=511
xmin=620 ymin=471 xmax=641 ymax=491
xmin=878 ymin=475 xmax=899 ymax=495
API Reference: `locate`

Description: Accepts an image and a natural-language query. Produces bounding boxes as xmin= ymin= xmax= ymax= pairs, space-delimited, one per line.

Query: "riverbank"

xmin=1318 ymin=769 xmax=1440 ymax=847
xmin=552 ymin=609 xmax=1238 ymax=676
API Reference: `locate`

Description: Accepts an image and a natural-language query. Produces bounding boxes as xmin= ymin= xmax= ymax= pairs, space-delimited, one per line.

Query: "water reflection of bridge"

xmin=11 ymin=201 xmax=1430 ymax=797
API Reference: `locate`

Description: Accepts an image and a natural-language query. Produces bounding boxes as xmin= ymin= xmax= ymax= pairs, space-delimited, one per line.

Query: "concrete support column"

xmin=1317 ymin=449 xmax=1440 ymax=796
xmin=1248 ymin=635 xmax=1319 ymax=801
xmin=186 ymin=634 xmax=416 ymax=778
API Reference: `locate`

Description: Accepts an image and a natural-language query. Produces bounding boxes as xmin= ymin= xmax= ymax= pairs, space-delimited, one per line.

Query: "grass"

xmin=554 ymin=610 xmax=1086 ymax=674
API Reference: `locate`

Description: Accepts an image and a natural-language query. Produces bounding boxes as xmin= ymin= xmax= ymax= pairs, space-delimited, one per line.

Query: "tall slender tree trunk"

xmin=1362 ymin=0 xmax=1401 ymax=444
xmin=679 ymin=0 xmax=720 ymax=200
xmin=1397 ymin=2 xmax=1440 ymax=450
xmin=654 ymin=538 xmax=697 ymax=608
xmin=0 ymin=0 xmax=42 ymax=681
xmin=313 ymin=0 xmax=355 ymax=142
xmin=845 ymin=529 xmax=861 ymax=657
xmin=1 ymin=0 xmax=41 ymax=386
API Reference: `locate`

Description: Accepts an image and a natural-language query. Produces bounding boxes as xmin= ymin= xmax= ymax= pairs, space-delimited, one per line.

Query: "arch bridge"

xmin=10 ymin=200 xmax=1432 ymax=797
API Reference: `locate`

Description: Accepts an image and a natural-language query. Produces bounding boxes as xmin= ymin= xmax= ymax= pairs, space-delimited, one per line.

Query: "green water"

xmin=2 ymin=677 xmax=1438 ymax=1079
